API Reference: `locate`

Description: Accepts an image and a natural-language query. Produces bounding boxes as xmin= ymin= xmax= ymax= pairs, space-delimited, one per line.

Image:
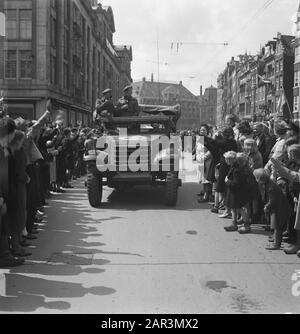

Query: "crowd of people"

xmin=1 ymin=94 xmax=300 ymax=267
xmin=0 ymin=103 xmax=93 ymax=268
xmin=190 ymin=114 xmax=300 ymax=256
xmin=0 ymin=85 xmax=144 ymax=268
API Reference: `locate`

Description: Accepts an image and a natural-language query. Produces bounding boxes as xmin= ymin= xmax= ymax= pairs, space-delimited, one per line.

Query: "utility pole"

xmin=157 ymin=30 xmax=161 ymax=104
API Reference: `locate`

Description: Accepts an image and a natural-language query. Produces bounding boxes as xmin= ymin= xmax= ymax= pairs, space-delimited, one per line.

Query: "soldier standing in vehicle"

xmin=115 ymin=85 xmax=140 ymax=117
xmin=94 ymin=89 xmax=115 ymax=131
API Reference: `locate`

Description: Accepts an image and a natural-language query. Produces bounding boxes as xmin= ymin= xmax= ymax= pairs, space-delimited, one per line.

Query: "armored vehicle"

xmin=84 ymin=104 xmax=182 ymax=207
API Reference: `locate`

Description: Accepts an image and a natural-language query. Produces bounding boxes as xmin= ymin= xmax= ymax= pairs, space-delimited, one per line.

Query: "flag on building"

xmin=276 ymin=90 xmax=286 ymax=117
xmin=258 ymin=74 xmax=271 ymax=85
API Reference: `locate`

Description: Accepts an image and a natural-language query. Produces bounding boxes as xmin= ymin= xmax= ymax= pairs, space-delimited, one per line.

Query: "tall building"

xmin=294 ymin=2 xmax=300 ymax=120
xmin=199 ymin=85 xmax=217 ymax=126
xmin=0 ymin=0 xmax=133 ymax=125
xmin=217 ymin=33 xmax=295 ymax=125
xmin=0 ymin=2 xmax=4 ymax=85
xmin=133 ymin=77 xmax=201 ymax=131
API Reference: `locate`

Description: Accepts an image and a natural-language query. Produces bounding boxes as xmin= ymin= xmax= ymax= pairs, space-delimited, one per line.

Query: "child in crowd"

xmin=244 ymin=138 xmax=263 ymax=171
xmin=253 ymin=169 xmax=291 ymax=250
xmin=224 ymin=153 xmax=253 ymax=232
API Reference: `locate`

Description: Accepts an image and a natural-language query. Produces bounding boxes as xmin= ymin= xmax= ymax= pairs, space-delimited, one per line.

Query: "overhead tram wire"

xmin=228 ymin=0 xmax=276 ymax=43
xmin=198 ymin=0 xmax=277 ymax=78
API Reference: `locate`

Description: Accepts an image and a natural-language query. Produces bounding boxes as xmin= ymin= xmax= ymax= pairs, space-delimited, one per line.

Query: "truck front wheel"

xmin=87 ymin=163 xmax=103 ymax=207
xmin=165 ymin=172 xmax=178 ymax=207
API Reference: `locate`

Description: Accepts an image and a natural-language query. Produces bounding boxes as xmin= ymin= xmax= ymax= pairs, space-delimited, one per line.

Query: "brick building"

xmin=294 ymin=3 xmax=300 ymax=120
xmin=133 ymin=77 xmax=201 ymax=131
xmin=0 ymin=0 xmax=133 ymax=125
xmin=198 ymin=85 xmax=217 ymax=126
xmin=217 ymin=33 xmax=295 ymax=124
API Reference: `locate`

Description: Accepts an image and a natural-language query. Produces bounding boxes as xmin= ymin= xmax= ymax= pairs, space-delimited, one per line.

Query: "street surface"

xmin=0 ymin=156 xmax=300 ymax=314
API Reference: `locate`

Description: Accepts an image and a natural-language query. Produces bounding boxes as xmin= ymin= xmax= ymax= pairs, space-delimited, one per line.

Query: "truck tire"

xmin=165 ymin=172 xmax=178 ymax=207
xmin=87 ymin=163 xmax=103 ymax=207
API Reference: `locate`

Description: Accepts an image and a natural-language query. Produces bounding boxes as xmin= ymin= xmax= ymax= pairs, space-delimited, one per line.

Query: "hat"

xmin=274 ymin=121 xmax=288 ymax=135
xmin=222 ymin=127 xmax=234 ymax=139
xmin=14 ymin=117 xmax=28 ymax=130
xmin=253 ymin=168 xmax=270 ymax=184
xmin=0 ymin=117 xmax=16 ymax=139
xmin=102 ymin=88 xmax=112 ymax=95
xmin=123 ymin=85 xmax=132 ymax=92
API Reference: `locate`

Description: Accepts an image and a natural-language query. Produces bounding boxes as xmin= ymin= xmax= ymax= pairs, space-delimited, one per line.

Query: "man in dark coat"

xmin=61 ymin=128 xmax=79 ymax=188
xmin=0 ymin=118 xmax=24 ymax=267
xmin=203 ymin=127 xmax=238 ymax=213
xmin=94 ymin=89 xmax=116 ymax=131
xmin=253 ymin=123 xmax=276 ymax=166
xmin=115 ymin=86 xmax=140 ymax=117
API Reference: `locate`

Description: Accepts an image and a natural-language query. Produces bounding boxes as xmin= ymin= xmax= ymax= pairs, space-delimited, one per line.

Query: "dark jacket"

xmin=0 ymin=147 xmax=8 ymax=200
xmin=256 ymin=133 xmax=276 ymax=165
xmin=225 ymin=164 xmax=252 ymax=209
xmin=116 ymin=96 xmax=140 ymax=117
xmin=204 ymin=136 xmax=238 ymax=191
xmin=265 ymin=180 xmax=291 ymax=229
xmin=96 ymin=98 xmax=115 ymax=118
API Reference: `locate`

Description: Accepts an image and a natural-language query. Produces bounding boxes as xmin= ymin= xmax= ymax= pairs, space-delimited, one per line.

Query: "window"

xmin=295 ymin=71 xmax=300 ymax=88
xmin=19 ymin=10 xmax=32 ymax=40
xmin=64 ymin=28 xmax=69 ymax=59
xmin=50 ymin=0 xmax=57 ymax=9
xmin=296 ymin=46 xmax=300 ymax=63
xmin=5 ymin=10 xmax=17 ymax=39
xmin=279 ymin=76 xmax=283 ymax=89
xmin=275 ymin=61 xmax=279 ymax=73
xmin=98 ymin=50 xmax=101 ymax=89
xmin=20 ymin=51 xmax=32 ymax=78
xmin=294 ymin=96 xmax=299 ymax=112
xmin=50 ymin=55 xmax=57 ymax=84
xmin=63 ymin=63 xmax=69 ymax=89
xmin=64 ymin=0 xmax=70 ymax=23
xmin=50 ymin=16 xmax=57 ymax=47
xmin=5 ymin=50 xmax=17 ymax=78
xmin=279 ymin=60 xmax=283 ymax=72
xmin=275 ymin=77 xmax=280 ymax=90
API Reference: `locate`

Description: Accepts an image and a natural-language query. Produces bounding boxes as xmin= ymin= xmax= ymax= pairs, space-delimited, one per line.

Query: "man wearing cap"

xmin=287 ymin=120 xmax=300 ymax=140
xmin=95 ymin=89 xmax=115 ymax=120
xmin=94 ymin=89 xmax=115 ymax=131
xmin=115 ymin=85 xmax=140 ymax=117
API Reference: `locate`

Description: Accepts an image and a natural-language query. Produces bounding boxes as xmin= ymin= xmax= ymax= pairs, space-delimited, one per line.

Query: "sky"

xmin=104 ymin=0 xmax=299 ymax=95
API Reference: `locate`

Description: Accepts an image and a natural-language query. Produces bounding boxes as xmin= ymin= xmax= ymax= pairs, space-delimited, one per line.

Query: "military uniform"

xmin=95 ymin=98 xmax=115 ymax=120
xmin=115 ymin=86 xmax=140 ymax=117
xmin=94 ymin=89 xmax=115 ymax=131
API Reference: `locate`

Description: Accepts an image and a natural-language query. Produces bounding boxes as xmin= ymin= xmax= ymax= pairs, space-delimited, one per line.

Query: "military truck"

xmin=84 ymin=104 xmax=182 ymax=207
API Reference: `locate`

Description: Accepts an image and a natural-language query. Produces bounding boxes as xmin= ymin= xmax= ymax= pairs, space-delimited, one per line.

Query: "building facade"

xmin=217 ymin=32 xmax=295 ymax=125
xmin=294 ymin=3 xmax=300 ymax=120
xmin=133 ymin=77 xmax=201 ymax=131
xmin=198 ymin=85 xmax=217 ymax=126
xmin=0 ymin=0 xmax=133 ymax=125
